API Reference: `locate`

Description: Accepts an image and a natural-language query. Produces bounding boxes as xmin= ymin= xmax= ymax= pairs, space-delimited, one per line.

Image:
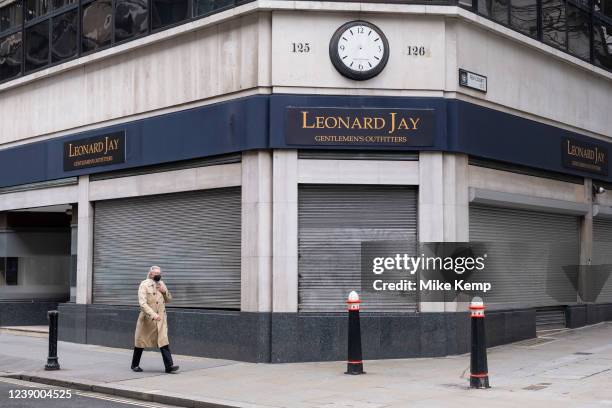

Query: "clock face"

xmin=329 ymin=21 xmax=389 ymax=81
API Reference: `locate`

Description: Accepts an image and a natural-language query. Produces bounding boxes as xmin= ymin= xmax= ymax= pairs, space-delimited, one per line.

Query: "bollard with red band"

xmin=469 ymin=297 xmax=489 ymax=388
xmin=345 ymin=291 xmax=364 ymax=375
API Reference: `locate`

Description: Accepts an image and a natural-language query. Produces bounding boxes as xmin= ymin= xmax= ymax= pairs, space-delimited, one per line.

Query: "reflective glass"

xmin=25 ymin=19 xmax=48 ymax=72
xmin=594 ymin=18 xmax=612 ymax=70
xmin=0 ymin=1 xmax=23 ymax=32
xmin=194 ymin=0 xmax=233 ymax=17
xmin=510 ymin=0 xmax=538 ymax=37
xmin=479 ymin=0 xmax=510 ymax=24
xmin=52 ymin=0 xmax=76 ymax=10
xmin=25 ymin=0 xmax=50 ymax=21
xmin=152 ymin=0 xmax=189 ymax=30
xmin=595 ymin=0 xmax=612 ymax=19
xmin=0 ymin=32 xmax=21 ymax=81
xmin=542 ymin=0 xmax=567 ymax=49
xmin=82 ymin=0 xmax=112 ymax=53
xmin=114 ymin=0 xmax=148 ymax=43
xmin=51 ymin=9 xmax=77 ymax=62
xmin=567 ymin=2 xmax=590 ymax=59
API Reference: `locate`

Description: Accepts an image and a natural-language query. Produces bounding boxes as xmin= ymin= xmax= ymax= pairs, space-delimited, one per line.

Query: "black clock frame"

xmin=329 ymin=20 xmax=390 ymax=81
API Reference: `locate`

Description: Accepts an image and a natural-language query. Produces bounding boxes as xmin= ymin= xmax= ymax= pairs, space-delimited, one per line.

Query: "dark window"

xmin=25 ymin=0 xmax=50 ymax=21
xmin=0 ymin=1 xmax=23 ymax=33
xmin=82 ymin=0 xmax=112 ymax=52
xmin=595 ymin=0 xmax=612 ymax=19
xmin=594 ymin=18 xmax=612 ymax=70
xmin=479 ymin=0 xmax=510 ymax=24
xmin=52 ymin=0 xmax=76 ymax=10
xmin=25 ymin=19 xmax=48 ymax=72
xmin=542 ymin=0 xmax=567 ymax=49
xmin=0 ymin=32 xmax=22 ymax=81
xmin=114 ymin=0 xmax=148 ymax=43
xmin=152 ymin=0 xmax=189 ymax=30
xmin=567 ymin=1 xmax=591 ymax=59
xmin=51 ymin=9 xmax=77 ymax=62
xmin=194 ymin=0 xmax=233 ymax=17
xmin=511 ymin=0 xmax=538 ymax=37
xmin=6 ymin=257 xmax=18 ymax=285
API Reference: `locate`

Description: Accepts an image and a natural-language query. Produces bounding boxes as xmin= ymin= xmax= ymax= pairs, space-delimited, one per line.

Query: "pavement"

xmin=2 ymin=323 xmax=612 ymax=407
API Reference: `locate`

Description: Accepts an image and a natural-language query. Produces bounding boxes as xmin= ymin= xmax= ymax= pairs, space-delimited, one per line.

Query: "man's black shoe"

xmin=165 ymin=365 xmax=179 ymax=374
xmin=131 ymin=366 xmax=143 ymax=372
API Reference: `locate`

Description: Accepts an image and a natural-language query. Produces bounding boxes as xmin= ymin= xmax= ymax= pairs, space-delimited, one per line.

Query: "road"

xmin=0 ymin=377 xmax=177 ymax=408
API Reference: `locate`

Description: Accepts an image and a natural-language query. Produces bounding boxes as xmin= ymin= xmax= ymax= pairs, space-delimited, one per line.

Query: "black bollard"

xmin=469 ymin=297 xmax=489 ymax=388
xmin=45 ymin=310 xmax=60 ymax=371
xmin=345 ymin=291 xmax=364 ymax=375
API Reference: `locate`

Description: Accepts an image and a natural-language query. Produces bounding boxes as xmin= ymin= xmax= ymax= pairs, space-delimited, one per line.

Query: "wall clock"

xmin=329 ymin=20 xmax=390 ymax=81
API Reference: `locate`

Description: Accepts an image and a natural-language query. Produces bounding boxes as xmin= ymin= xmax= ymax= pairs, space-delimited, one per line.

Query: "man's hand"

xmin=157 ymin=282 xmax=167 ymax=294
xmin=153 ymin=314 xmax=162 ymax=321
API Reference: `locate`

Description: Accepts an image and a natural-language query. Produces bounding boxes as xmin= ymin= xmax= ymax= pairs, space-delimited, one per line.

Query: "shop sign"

xmin=64 ymin=131 xmax=126 ymax=171
xmin=562 ymin=137 xmax=608 ymax=176
xmin=285 ymin=107 xmax=435 ymax=147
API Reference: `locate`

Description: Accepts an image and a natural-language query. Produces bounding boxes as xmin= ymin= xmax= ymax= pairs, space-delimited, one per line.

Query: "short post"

xmin=45 ymin=310 xmax=60 ymax=371
xmin=345 ymin=291 xmax=364 ymax=375
xmin=469 ymin=297 xmax=489 ymax=388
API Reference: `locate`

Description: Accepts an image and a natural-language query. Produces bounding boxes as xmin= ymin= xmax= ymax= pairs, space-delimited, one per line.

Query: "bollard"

xmin=345 ymin=291 xmax=364 ymax=375
xmin=45 ymin=310 xmax=60 ymax=371
xmin=469 ymin=297 xmax=489 ymax=388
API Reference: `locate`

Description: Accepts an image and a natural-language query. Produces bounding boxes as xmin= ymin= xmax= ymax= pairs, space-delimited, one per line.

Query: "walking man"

xmin=131 ymin=265 xmax=179 ymax=373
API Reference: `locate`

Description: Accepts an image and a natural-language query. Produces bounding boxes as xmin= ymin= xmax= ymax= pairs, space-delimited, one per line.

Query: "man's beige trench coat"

xmin=134 ymin=278 xmax=172 ymax=348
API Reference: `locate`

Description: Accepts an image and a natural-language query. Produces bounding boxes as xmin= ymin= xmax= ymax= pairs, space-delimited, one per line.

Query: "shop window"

xmin=0 ymin=1 xmax=23 ymax=33
xmin=193 ymin=0 xmax=233 ymax=17
xmin=82 ymin=0 xmax=112 ymax=52
xmin=594 ymin=18 xmax=612 ymax=70
xmin=25 ymin=0 xmax=50 ymax=21
xmin=25 ymin=19 xmax=48 ymax=72
xmin=542 ymin=0 xmax=567 ymax=49
xmin=567 ymin=1 xmax=590 ymax=60
xmin=0 ymin=32 xmax=22 ymax=81
xmin=479 ymin=0 xmax=510 ymax=25
xmin=114 ymin=0 xmax=148 ymax=43
xmin=51 ymin=9 xmax=77 ymax=62
xmin=152 ymin=0 xmax=189 ymax=30
xmin=0 ymin=258 xmax=19 ymax=285
xmin=510 ymin=0 xmax=538 ymax=38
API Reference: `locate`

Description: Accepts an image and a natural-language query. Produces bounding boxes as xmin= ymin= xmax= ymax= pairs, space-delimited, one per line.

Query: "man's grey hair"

xmin=148 ymin=265 xmax=161 ymax=278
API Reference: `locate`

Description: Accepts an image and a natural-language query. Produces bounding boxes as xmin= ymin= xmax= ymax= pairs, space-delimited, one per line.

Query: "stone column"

xmin=579 ymin=178 xmax=593 ymax=303
xmin=76 ymin=175 xmax=94 ymax=305
xmin=241 ymin=151 xmax=273 ymax=312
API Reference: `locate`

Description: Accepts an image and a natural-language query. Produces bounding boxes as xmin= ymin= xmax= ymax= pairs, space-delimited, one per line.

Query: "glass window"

xmin=114 ymin=0 xmax=148 ymax=43
xmin=594 ymin=18 xmax=612 ymax=70
xmin=0 ymin=31 xmax=22 ymax=81
xmin=479 ymin=0 xmax=510 ymax=25
xmin=82 ymin=0 xmax=112 ymax=53
xmin=567 ymin=1 xmax=590 ymax=60
xmin=152 ymin=0 xmax=189 ymax=30
xmin=52 ymin=0 xmax=76 ymax=10
xmin=0 ymin=1 xmax=23 ymax=33
xmin=542 ymin=0 xmax=567 ymax=49
xmin=510 ymin=0 xmax=538 ymax=38
xmin=25 ymin=19 xmax=48 ymax=72
xmin=595 ymin=0 xmax=612 ymax=19
xmin=51 ymin=9 xmax=77 ymax=62
xmin=25 ymin=0 xmax=50 ymax=21
xmin=194 ymin=0 xmax=233 ymax=17
xmin=0 ymin=258 xmax=19 ymax=285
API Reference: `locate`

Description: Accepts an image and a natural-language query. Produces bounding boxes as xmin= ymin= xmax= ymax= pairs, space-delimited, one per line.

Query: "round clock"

xmin=329 ymin=20 xmax=390 ymax=81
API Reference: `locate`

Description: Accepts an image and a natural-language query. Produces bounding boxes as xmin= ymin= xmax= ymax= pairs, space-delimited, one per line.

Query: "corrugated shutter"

xmin=93 ymin=188 xmax=241 ymax=309
xmin=593 ymin=218 xmax=612 ymax=302
xmin=469 ymin=205 xmax=579 ymax=309
xmin=298 ymin=185 xmax=418 ymax=313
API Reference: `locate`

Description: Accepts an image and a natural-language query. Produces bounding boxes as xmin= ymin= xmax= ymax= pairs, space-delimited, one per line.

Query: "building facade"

xmin=0 ymin=0 xmax=611 ymax=362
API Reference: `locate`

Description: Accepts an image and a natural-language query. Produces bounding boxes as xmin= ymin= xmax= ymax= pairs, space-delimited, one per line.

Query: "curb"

xmin=3 ymin=374 xmax=244 ymax=408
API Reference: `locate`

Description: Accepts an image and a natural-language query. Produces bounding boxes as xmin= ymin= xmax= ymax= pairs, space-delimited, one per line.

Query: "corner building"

xmin=0 ymin=0 xmax=611 ymax=362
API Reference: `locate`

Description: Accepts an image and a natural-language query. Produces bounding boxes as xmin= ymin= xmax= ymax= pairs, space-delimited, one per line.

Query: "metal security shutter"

xmin=298 ymin=185 xmax=418 ymax=313
xmin=470 ymin=206 xmax=579 ymax=309
xmin=593 ymin=218 xmax=612 ymax=302
xmin=93 ymin=188 xmax=241 ymax=309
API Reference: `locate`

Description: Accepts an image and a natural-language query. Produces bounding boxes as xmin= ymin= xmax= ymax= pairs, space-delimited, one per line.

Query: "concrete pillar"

xmin=418 ymin=152 xmax=469 ymax=312
xmin=579 ymin=178 xmax=593 ymax=303
xmin=241 ymin=151 xmax=273 ymax=312
xmin=69 ymin=205 xmax=78 ymax=302
xmin=76 ymin=176 xmax=94 ymax=305
xmin=272 ymin=150 xmax=298 ymax=312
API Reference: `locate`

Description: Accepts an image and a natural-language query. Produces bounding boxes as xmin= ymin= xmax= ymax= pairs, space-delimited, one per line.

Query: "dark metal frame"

xmin=0 ymin=0 xmax=610 ymax=86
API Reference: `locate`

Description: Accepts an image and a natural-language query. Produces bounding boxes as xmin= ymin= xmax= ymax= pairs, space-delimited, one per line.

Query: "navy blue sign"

xmin=562 ymin=137 xmax=608 ymax=176
xmin=64 ymin=131 xmax=126 ymax=171
xmin=285 ymin=107 xmax=436 ymax=147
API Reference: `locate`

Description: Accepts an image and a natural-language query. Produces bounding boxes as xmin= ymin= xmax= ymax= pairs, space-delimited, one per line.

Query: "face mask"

xmin=153 ymin=275 xmax=162 ymax=282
